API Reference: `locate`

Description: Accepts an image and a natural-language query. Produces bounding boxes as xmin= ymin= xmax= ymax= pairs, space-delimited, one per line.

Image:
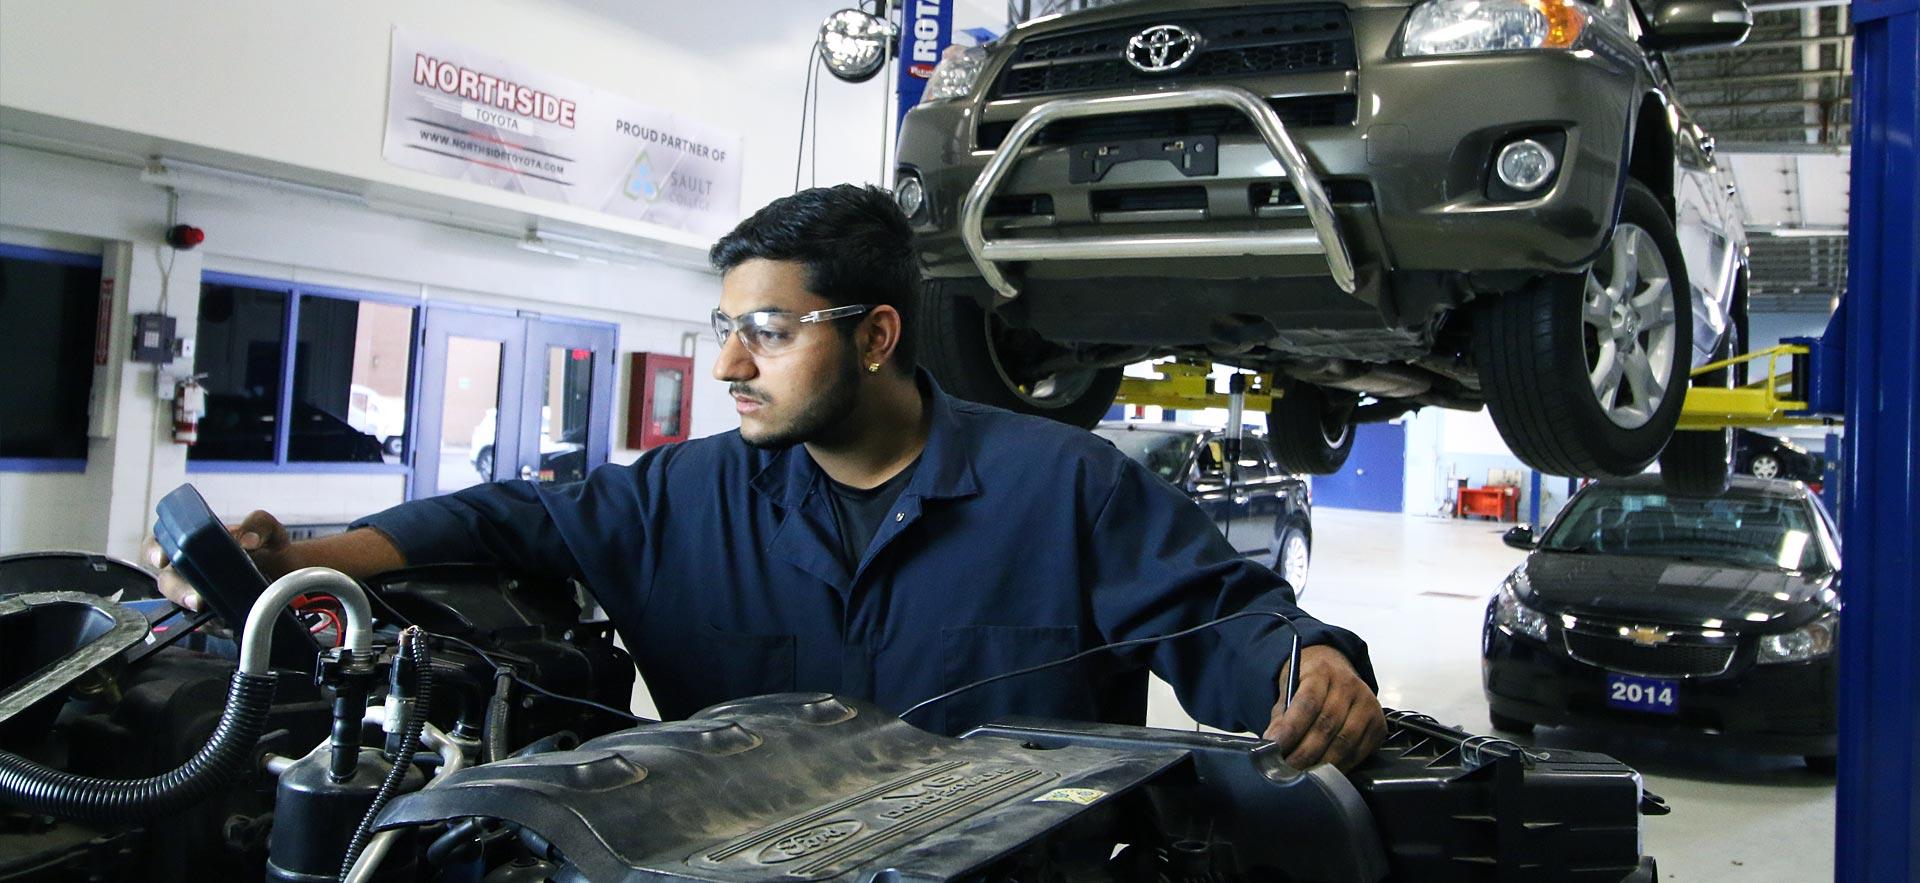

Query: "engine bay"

xmin=0 ymin=485 xmax=1664 ymax=882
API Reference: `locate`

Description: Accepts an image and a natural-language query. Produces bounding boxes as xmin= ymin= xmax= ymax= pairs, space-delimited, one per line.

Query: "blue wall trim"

xmin=0 ymin=243 xmax=102 ymax=268
xmin=0 ymin=459 xmax=87 ymax=473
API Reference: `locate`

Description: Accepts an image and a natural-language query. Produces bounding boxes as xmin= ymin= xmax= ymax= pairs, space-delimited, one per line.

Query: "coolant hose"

xmin=0 ymin=672 xmax=278 ymax=824
xmin=0 ymin=567 xmax=373 ymax=824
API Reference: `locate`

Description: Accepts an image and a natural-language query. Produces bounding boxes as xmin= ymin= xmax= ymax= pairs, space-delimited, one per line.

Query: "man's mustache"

xmin=729 ymin=384 xmax=767 ymax=403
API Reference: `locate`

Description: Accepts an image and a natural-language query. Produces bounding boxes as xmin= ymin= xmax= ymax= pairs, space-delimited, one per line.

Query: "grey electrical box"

xmin=131 ymin=313 xmax=176 ymax=364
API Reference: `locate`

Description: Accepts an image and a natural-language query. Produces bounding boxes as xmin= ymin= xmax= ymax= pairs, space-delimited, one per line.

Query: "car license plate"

xmin=1605 ymin=673 xmax=1678 ymax=715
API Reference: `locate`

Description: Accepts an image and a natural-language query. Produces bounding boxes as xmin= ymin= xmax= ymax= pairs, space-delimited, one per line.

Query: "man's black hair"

xmin=710 ymin=184 xmax=919 ymax=374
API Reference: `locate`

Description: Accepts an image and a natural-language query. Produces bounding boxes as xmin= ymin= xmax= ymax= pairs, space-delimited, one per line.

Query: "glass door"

xmin=518 ymin=321 xmax=616 ymax=484
xmin=413 ymin=308 xmax=619 ymax=500
xmin=415 ymin=309 xmax=527 ymax=500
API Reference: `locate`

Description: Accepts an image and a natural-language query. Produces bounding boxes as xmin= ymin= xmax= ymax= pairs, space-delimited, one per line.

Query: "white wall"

xmin=0 ymin=0 xmax=909 ymax=244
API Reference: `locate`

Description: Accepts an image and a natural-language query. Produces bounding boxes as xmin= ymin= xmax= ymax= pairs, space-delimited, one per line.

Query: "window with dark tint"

xmin=0 ymin=250 xmax=102 ymax=460
xmin=191 ymin=282 xmax=290 ymax=462
xmin=290 ymin=295 xmax=413 ymax=463
xmin=193 ymin=281 xmax=420 ymax=466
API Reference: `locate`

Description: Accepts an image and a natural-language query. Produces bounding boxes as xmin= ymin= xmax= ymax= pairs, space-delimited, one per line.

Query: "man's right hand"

xmin=142 ymin=509 xmax=297 ymax=613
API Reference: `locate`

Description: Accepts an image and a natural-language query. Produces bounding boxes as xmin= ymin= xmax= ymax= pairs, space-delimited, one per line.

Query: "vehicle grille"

xmin=990 ymin=6 xmax=1356 ymax=100
xmin=975 ymin=94 xmax=1357 ymax=151
xmin=1091 ymin=185 xmax=1208 ymax=213
xmin=1562 ymin=630 xmax=1737 ymax=678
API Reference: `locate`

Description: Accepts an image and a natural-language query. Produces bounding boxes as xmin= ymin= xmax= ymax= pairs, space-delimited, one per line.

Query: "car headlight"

xmin=920 ymin=45 xmax=989 ymax=104
xmin=1493 ymin=580 xmax=1551 ymax=642
xmin=1398 ymin=0 xmax=1594 ymax=57
xmin=1758 ymin=610 xmax=1838 ymax=664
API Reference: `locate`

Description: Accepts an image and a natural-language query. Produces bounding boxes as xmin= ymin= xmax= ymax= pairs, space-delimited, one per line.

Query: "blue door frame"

xmin=412 ymin=308 xmax=618 ymax=501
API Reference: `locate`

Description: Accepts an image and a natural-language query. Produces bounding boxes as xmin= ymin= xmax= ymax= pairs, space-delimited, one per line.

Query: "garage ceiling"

xmin=1665 ymin=1 xmax=1852 ymax=313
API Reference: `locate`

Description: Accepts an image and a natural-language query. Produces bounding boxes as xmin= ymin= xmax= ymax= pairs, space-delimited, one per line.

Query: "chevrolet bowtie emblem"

xmin=1627 ymin=626 xmax=1672 ymax=646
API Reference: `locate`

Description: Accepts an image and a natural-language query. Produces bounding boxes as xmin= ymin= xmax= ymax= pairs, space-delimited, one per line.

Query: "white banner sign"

xmin=382 ymin=27 xmax=743 ymax=238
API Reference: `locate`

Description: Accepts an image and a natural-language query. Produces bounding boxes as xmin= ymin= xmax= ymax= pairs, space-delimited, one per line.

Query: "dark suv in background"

xmin=1095 ymin=421 xmax=1314 ymax=593
xmin=897 ymin=0 xmax=1753 ymax=481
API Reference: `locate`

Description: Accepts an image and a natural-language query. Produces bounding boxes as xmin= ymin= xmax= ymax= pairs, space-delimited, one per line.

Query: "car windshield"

xmin=1541 ymin=487 xmax=1826 ymax=572
xmin=1094 ymin=427 xmax=1195 ymax=483
xmin=1010 ymin=0 xmax=1143 ymax=24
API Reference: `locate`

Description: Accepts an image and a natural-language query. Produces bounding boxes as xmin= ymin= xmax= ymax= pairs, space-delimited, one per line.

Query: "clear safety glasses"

xmin=711 ymin=304 xmax=873 ymax=357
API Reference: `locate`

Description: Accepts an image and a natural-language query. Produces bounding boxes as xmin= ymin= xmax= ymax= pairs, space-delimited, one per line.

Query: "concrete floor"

xmin=1148 ymin=507 xmax=1837 ymax=882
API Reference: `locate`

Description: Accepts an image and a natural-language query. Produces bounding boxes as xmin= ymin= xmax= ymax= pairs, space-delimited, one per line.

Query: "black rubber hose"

xmin=0 ymin=671 xmax=278 ymax=825
xmin=338 ymin=627 xmax=432 ymax=882
xmin=483 ymin=668 xmax=513 ymax=764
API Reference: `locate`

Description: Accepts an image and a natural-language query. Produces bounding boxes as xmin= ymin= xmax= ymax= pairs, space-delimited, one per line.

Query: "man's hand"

xmin=142 ymin=510 xmax=296 ymax=613
xmin=1262 ymin=644 xmax=1386 ymax=771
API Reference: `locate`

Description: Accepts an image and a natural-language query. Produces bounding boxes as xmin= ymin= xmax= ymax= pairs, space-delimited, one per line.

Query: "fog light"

xmin=894 ymin=175 xmax=926 ymax=219
xmin=1496 ymin=139 xmax=1557 ymax=192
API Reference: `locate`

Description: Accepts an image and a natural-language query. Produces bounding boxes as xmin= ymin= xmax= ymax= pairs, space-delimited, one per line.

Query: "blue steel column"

xmin=1835 ymin=0 xmax=1919 ymax=878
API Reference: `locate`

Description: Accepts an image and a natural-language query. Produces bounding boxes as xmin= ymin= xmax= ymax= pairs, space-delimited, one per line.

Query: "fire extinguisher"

xmin=173 ymin=376 xmax=206 ymax=445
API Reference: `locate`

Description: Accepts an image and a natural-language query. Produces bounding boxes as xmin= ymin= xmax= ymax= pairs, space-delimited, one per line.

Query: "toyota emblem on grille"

xmin=1626 ymin=626 xmax=1672 ymax=646
xmin=1126 ymin=24 xmax=1201 ymax=73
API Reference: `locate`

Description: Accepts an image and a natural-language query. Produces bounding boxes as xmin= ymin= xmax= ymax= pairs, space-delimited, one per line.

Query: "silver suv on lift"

xmin=887 ymin=0 xmax=1752 ymax=478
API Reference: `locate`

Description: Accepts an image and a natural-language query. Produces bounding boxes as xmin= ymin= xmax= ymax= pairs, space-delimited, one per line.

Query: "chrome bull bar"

xmin=959 ymin=85 xmax=1359 ymax=300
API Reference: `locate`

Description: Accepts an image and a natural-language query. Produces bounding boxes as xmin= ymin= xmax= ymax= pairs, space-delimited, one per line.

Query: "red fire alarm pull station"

xmin=627 ymin=353 xmax=693 ymax=449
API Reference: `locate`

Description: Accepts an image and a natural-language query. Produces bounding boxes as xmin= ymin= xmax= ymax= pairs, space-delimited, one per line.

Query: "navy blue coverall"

xmin=356 ymin=377 xmax=1375 ymax=736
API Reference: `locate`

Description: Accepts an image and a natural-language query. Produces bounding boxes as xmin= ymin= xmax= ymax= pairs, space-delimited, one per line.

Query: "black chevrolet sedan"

xmin=1095 ymin=422 xmax=1313 ymax=594
xmin=1482 ymin=474 xmax=1840 ymax=769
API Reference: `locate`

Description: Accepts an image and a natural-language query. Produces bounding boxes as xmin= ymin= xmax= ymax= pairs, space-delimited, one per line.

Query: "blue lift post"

xmin=1836 ymin=0 xmax=1918 ymax=876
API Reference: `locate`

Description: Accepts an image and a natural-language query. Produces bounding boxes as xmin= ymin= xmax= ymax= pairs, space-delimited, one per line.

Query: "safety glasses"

xmin=711 ymin=304 xmax=872 ymax=358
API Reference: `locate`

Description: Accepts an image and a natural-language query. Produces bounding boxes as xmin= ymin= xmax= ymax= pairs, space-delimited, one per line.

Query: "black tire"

xmin=1265 ymin=384 xmax=1355 ymax=475
xmin=1747 ymin=453 xmax=1784 ymax=480
xmin=474 ymin=446 xmax=494 ymax=481
xmin=918 ymin=279 xmax=1123 ymax=428
xmin=1660 ymin=336 xmax=1737 ymax=494
xmin=1473 ymin=179 xmax=1694 ymax=477
xmin=1271 ymin=522 xmax=1312 ymax=599
xmin=1489 ymin=711 xmax=1536 ymax=734
xmin=382 ymin=436 xmax=404 ymax=457
xmin=1804 ymin=754 xmax=1837 ymax=775
xmin=1660 ymin=430 xmax=1733 ymax=494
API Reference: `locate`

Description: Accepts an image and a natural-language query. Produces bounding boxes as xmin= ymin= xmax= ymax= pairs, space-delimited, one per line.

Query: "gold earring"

xmin=867 ymin=362 xmax=882 ymax=374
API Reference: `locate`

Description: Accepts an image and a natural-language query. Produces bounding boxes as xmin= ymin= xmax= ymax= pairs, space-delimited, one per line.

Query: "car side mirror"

xmin=1502 ymin=525 xmax=1538 ymax=550
xmin=1642 ymin=0 xmax=1753 ymax=52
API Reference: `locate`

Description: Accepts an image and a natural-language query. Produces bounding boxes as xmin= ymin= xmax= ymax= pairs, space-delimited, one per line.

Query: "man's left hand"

xmin=1262 ymin=644 xmax=1386 ymax=771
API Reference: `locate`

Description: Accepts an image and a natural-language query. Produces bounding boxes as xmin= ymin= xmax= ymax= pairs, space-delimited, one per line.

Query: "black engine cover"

xmin=377 ymin=693 xmax=1203 ymax=882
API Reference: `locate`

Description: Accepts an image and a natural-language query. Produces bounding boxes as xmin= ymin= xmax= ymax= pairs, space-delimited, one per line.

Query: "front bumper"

xmin=898 ymin=11 xmax=1641 ymax=287
xmin=1481 ymin=621 xmax=1839 ymax=756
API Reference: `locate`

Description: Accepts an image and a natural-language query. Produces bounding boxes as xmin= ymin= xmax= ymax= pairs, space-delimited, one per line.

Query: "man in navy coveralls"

xmin=156 ymin=185 xmax=1385 ymax=770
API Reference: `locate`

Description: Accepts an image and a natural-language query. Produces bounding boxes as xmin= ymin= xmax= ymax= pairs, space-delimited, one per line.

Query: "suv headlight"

xmin=1758 ymin=610 xmax=1838 ymax=664
xmin=1398 ymin=0 xmax=1594 ymax=57
xmin=921 ymin=45 xmax=989 ymax=104
xmin=1493 ymin=580 xmax=1551 ymax=642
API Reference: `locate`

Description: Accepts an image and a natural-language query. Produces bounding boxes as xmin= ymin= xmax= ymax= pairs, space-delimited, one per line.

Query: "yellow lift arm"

xmin=1113 ymin=345 xmax=1834 ymax=430
xmin=1112 ymin=360 xmax=1278 ymax=412
xmin=1675 ymin=343 xmax=1834 ymax=430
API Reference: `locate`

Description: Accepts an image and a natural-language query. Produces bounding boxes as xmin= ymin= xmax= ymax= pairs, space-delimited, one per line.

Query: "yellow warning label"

xmin=1032 ymin=788 xmax=1106 ymax=806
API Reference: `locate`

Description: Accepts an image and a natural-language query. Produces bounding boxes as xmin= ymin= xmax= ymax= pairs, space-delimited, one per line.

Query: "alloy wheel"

xmin=1280 ymin=532 xmax=1310 ymax=594
xmin=1582 ymin=225 xmax=1679 ymax=430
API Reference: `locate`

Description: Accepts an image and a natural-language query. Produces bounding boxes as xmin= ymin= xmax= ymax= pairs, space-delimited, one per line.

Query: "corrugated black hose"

xmin=0 ymin=671 xmax=279 ymax=824
xmin=483 ymin=666 xmax=514 ymax=764
xmin=338 ymin=626 xmax=432 ymax=882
